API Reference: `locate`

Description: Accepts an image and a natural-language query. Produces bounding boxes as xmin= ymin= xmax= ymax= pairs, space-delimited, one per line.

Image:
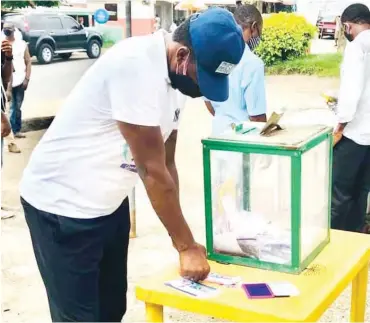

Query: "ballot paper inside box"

xmin=202 ymin=123 xmax=333 ymax=274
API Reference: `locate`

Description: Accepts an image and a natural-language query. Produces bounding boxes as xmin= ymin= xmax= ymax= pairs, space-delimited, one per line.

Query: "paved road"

xmin=22 ymin=53 xmax=96 ymax=119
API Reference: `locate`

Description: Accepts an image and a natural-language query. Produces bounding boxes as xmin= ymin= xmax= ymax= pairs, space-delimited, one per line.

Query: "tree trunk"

xmin=255 ymin=0 xmax=263 ymax=12
xmin=125 ymin=0 xmax=132 ymax=38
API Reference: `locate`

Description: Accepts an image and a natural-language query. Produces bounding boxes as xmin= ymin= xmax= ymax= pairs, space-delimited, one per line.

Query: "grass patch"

xmin=266 ymin=53 xmax=342 ymax=77
xmin=103 ymin=40 xmax=115 ymax=48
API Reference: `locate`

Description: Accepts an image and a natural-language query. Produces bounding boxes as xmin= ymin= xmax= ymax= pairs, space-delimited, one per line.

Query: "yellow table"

xmin=136 ymin=230 xmax=370 ymax=322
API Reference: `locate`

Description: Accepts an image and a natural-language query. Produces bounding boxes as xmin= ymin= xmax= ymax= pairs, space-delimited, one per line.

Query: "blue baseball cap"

xmin=189 ymin=8 xmax=245 ymax=102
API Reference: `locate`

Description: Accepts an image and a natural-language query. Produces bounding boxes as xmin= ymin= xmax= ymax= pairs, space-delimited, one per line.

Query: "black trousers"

xmin=21 ymin=197 xmax=130 ymax=322
xmin=331 ymin=136 xmax=370 ymax=232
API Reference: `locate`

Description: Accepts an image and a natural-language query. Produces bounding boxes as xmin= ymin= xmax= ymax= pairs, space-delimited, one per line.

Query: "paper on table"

xmin=268 ymin=282 xmax=300 ymax=297
xmin=205 ymin=273 xmax=241 ymax=286
xmin=165 ymin=279 xmax=219 ymax=298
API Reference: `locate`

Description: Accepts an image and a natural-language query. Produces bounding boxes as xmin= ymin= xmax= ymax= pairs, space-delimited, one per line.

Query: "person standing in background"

xmin=154 ymin=14 xmax=161 ymax=32
xmin=3 ymin=22 xmax=31 ymax=140
xmin=331 ymin=4 xmax=370 ymax=233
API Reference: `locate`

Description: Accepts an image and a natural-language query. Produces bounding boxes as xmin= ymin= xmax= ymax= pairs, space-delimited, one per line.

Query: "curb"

xmin=21 ymin=116 xmax=55 ymax=133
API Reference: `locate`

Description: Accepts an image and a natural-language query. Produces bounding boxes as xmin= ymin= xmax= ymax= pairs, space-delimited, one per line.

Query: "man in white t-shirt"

xmin=20 ymin=8 xmax=245 ymax=322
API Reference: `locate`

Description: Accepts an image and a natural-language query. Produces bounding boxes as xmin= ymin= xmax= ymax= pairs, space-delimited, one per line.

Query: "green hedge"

xmin=255 ymin=13 xmax=317 ymax=66
xmin=265 ymin=53 xmax=342 ymax=77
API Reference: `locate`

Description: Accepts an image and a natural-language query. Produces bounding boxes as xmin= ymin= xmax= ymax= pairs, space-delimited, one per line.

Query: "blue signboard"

xmin=94 ymin=8 xmax=110 ymax=24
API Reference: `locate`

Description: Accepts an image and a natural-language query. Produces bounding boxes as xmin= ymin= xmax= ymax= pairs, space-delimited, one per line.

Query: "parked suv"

xmin=3 ymin=12 xmax=103 ymax=64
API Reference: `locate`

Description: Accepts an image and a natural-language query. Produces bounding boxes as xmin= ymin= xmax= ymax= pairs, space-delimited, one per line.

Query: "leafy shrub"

xmin=265 ymin=53 xmax=342 ymax=77
xmin=255 ymin=13 xmax=317 ymax=66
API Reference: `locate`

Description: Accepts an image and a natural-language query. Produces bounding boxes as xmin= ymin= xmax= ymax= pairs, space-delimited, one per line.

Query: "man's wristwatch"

xmin=5 ymin=55 xmax=13 ymax=61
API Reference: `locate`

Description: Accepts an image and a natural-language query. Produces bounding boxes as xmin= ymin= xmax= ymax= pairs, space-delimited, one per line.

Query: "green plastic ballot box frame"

xmin=202 ymin=123 xmax=333 ymax=274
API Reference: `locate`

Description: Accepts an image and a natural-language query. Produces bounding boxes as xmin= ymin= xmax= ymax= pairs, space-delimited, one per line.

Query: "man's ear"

xmin=176 ymin=46 xmax=190 ymax=64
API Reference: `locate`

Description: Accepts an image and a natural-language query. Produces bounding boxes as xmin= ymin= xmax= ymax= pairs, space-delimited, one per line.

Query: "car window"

xmin=62 ymin=17 xmax=80 ymax=29
xmin=322 ymin=16 xmax=336 ymax=23
xmin=46 ymin=17 xmax=63 ymax=30
xmin=28 ymin=16 xmax=48 ymax=30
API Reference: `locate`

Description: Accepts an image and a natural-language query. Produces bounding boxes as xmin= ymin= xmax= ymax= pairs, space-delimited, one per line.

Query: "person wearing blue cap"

xmin=19 ymin=7 xmax=245 ymax=322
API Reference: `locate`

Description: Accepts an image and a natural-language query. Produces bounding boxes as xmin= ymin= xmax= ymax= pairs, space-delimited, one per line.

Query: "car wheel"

xmin=59 ymin=53 xmax=72 ymax=60
xmin=87 ymin=39 xmax=101 ymax=59
xmin=37 ymin=43 xmax=54 ymax=64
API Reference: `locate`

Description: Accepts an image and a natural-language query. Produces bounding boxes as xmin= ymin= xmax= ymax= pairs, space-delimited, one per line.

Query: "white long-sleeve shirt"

xmin=336 ymin=29 xmax=370 ymax=146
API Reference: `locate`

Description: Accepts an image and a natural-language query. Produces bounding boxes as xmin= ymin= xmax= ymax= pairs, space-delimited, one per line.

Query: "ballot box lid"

xmin=203 ymin=123 xmax=332 ymax=151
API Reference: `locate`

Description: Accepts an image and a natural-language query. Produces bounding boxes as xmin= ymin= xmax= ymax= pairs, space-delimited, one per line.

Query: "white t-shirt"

xmin=20 ymin=32 xmax=187 ymax=219
xmin=336 ymin=29 xmax=370 ymax=145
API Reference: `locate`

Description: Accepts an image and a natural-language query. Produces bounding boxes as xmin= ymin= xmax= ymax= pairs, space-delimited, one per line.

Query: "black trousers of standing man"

xmin=21 ymin=197 xmax=130 ymax=322
xmin=331 ymin=136 xmax=370 ymax=232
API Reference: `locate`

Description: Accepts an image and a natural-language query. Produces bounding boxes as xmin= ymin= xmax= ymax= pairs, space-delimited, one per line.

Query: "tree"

xmin=1 ymin=1 xmax=59 ymax=9
xmin=125 ymin=0 xmax=132 ymax=38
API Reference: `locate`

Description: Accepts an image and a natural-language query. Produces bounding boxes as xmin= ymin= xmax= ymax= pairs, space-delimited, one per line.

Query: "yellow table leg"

xmin=145 ymin=303 xmax=163 ymax=322
xmin=350 ymin=262 xmax=368 ymax=322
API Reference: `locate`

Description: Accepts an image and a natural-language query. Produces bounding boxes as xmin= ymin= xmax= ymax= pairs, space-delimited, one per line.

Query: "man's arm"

xmin=244 ymin=60 xmax=267 ymax=122
xmin=23 ymin=46 xmax=31 ymax=90
xmin=108 ymin=63 xmax=210 ymax=280
xmin=1 ymin=40 xmax=13 ymax=85
xmin=117 ymin=122 xmax=209 ymax=281
xmin=165 ymin=130 xmax=179 ymax=195
xmin=117 ymin=123 xmax=191 ymax=251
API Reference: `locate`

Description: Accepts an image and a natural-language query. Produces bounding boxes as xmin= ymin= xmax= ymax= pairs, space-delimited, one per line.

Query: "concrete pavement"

xmin=22 ymin=53 xmax=96 ymax=120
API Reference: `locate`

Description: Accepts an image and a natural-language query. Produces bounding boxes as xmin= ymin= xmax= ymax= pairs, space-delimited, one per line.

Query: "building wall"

xmin=72 ymin=0 xmax=155 ymax=36
xmin=155 ymin=1 xmax=173 ymax=31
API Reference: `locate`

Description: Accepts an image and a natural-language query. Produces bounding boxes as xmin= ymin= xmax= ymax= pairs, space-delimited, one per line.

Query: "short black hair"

xmin=234 ymin=4 xmax=263 ymax=29
xmin=341 ymin=3 xmax=370 ymax=24
xmin=172 ymin=16 xmax=194 ymax=57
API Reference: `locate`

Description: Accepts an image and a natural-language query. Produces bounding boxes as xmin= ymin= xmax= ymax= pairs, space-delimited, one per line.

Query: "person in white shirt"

xmin=331 ymin=3 xmax=370 ymax=233
xmin=20 ymin=8 xmax=245 ymax=322
xmin=3 ymin=22 xmax=31 ymax=139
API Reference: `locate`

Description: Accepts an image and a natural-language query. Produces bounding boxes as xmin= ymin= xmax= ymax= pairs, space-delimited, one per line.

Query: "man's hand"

xmin=1 ymin=112 xmax=11 ymax=138
xmin=22 ymin=78 xmax=29 ymax=90
xmin=6 ymin=90 xmax=12 ymax=102
xmin=333 ymin=123 xmax=346 ymax=146
xmin=333 ymin=131 xmax=343 ymax=146
xmin=179 ymin=243 xmax=210 ymax=281
xmin=1 ymin=40 xmax=13 ymax=57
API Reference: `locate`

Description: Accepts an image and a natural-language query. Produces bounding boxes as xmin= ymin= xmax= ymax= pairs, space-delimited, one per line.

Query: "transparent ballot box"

xmin=202 ymin=123 xmax=332 ymax=273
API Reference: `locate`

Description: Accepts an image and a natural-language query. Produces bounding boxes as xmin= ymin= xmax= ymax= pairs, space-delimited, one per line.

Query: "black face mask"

xmin=3 ymin=29 xmax=13 ymax=37
xmin=247 ymin=36 xmax=261 ymax=52
xmin=168 ymin=72 xmax=202 ymax=98
xmin=344 ymin=31 xmax=354 ymax=42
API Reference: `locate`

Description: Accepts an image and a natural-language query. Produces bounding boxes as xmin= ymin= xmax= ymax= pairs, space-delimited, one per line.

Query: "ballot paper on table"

xmin=165 ymin=279 xmax=219 ymax=298
xmin=205 ymin=273 xmax=241 ymax=286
